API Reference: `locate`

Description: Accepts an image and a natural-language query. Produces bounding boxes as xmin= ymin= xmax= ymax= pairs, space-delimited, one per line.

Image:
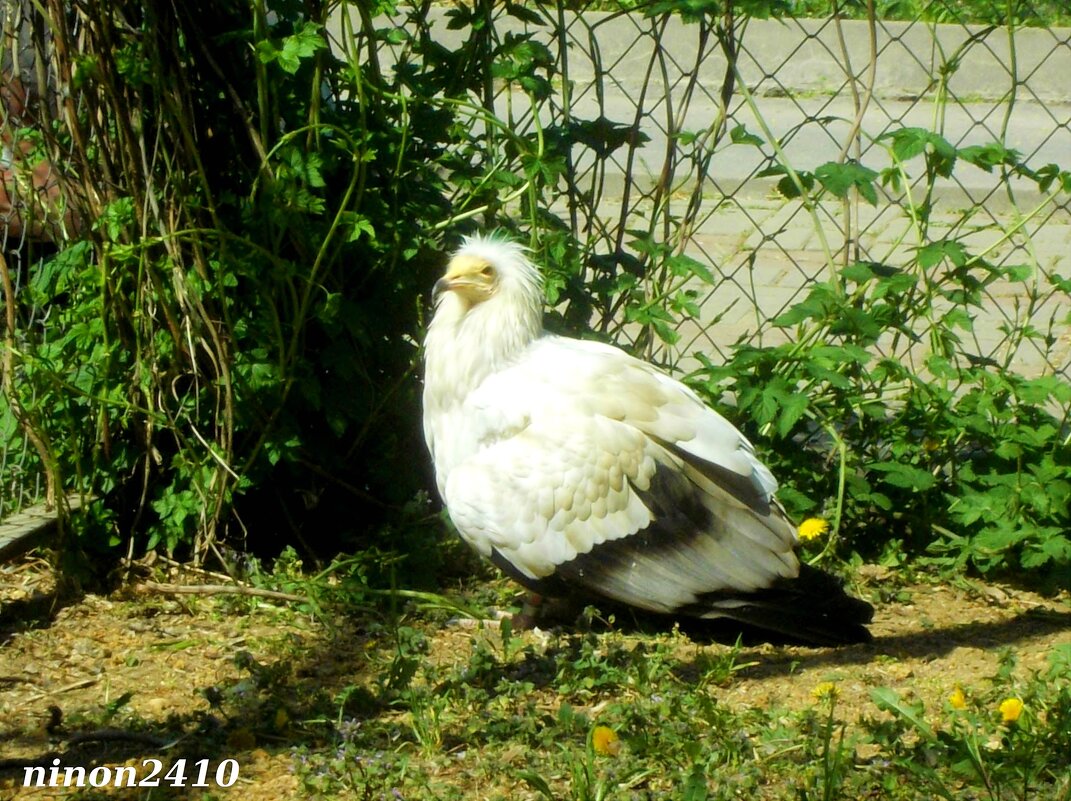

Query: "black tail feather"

xmin=685 ymin=564 xmax=874 ymax=646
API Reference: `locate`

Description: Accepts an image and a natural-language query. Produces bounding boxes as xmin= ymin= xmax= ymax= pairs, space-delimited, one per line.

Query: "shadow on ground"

xmin=2 ymin=571 xmax=1069 ymax=799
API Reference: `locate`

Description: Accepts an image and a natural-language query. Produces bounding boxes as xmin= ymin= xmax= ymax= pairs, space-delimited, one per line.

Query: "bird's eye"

xmin=480 ymin=264 xmax=496 ymax=278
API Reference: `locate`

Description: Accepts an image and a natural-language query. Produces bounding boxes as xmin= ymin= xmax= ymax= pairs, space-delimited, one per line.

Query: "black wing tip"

xmin=691 ymin=606 xmax=874 ymax=647
xmin=492 ymin=547 xmax=876 ymax=648
xmin=685 ymin=563 xmax=875 ymax=646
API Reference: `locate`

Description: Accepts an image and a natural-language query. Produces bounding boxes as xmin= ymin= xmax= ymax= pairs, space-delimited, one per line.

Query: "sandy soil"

xmin=1 ymin=557 xmax=1069 ymax=800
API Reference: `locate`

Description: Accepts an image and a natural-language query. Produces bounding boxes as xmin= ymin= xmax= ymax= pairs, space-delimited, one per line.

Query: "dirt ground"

xmin=1 ymin=556 xmax=1069 ymax=800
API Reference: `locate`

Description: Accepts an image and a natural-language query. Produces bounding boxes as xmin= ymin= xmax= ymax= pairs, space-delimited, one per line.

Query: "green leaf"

xmin=776 ymin=171 xmax=815 ymax=199
xmin=1018 ymin=376 xmax=1071 ymax=405
xmin=505 ymin=2 xmax=544 ymax=25
xmin=730 ymin=123 xmax=764 ymax=148
xmin=755 ymin=164 xmax=787 ymax=179
xmin=776 ymin=392 xmax=808 ymax=438
xmin=917 ymin=240 xmax=967 ymax=270
xmin=383 ymin=27 xmax=409 ymax=45
xmin=670 ymin=288 xmax=701 ymax=318
xmin=570 ymin=116 xmax=648 ymax=157
xmin=994 ymin=441 xmax=1022 ymax=460
xmin=277 ymin=23 xmax=327 ymax=74
xmin=871 ymin=687 xmax=935 ymax=739
xmin=958 ymin=142 xmax=1019 ymax=171
xmin=872 ymin=270 xmax=917 ymax=299
xmin=665 ymin=253 xmax=716 ymax=285
xmin=841 ymin=261 xmax=875 ymax=284
xmin=756 ymin=385 xmax=780 ymax=427
xmin=941 ymin=307 xmax=974 ymax=331
xmin=519 ymin=771 xmax=555 ymax=800
xmin=882 ymin=127 xmax=956 ymax=175
xmin=643 ymin=0 xmax=736 ymax=22
xmin=96 ymin=196 xmax=136 ymax=241
xmin=1041 ymin=535 xmax=1071 ymax=564
xmin=1021 ymin=545 xmax=1052 ymax=569
xmin=928 ymin=136 xmax=958 ymax=177
xmin=815 ymin=161 xmax=879 ymax=204
xmin=869 ymin=461 xmax=936 ymax=491
xmin=341 ymin=211 xmax=376 ymax=243
xmin=973 ymin=524 xmax=1028 ymax=554
xmin=879 ymin=165 xmax=903 ymax=193
xmin=804 ymin=362 xmax=853 ymax=389
xmin=626 ymin=302 xmax=680 ymax=345
xmin=682 ymin=763 xmax=710 ymax=801
xmin=29 ymin=241 xmax=92 ymax=303
xmin=1000 ymin=263 xmax=1032 ymax=282
xmin=883 ymin=127 xmax=931 ymax=161
xmin=1032 ymin=163 xmax=1071 ymax=193
xmin=770 ymin=284 xmax=836 ymax=326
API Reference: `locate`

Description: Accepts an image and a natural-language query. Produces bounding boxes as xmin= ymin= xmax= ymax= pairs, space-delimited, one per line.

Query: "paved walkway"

xmin=334 ymin=9 xmax=1065 ymax=381
xmin=673 ymin=200 xmax=1071 ymax=379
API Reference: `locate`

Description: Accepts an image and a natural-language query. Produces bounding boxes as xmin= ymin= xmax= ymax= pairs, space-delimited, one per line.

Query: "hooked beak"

xmin=432 ymin=276 xmax=452 ymax=304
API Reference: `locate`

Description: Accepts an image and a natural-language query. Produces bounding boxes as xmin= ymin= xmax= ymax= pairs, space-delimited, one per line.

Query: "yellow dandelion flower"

xmin=797 ymin=517 xmax=830 ymax=543
xmin=949 ymin=687 xmax=967 ymax=710
xmin=591 ymin=725 xmax=620 ymax=756
xmin=812 ymin=681 xmax=839 ymax=701
xmin=999 ymin=697 xmax=1023 ymax=724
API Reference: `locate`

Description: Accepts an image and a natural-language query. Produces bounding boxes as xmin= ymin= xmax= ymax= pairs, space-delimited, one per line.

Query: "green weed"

xmin=868 ymin=645 xmax=1071 ymax=800
xmin=281 ymin=604 xmax=1071 ymax=800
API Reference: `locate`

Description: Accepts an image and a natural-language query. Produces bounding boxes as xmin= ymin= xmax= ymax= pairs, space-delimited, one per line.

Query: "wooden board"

xmin=0 ymin=495 xmax=88 ymax=561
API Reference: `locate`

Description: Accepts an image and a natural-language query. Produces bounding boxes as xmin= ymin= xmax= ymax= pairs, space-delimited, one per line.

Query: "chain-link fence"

xmin=391 ymin=2 xmax=1069 ymax=383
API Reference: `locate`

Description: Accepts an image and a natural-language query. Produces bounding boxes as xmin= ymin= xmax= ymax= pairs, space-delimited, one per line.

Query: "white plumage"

xmin=423 ymin=233 xmax=872 ymax=644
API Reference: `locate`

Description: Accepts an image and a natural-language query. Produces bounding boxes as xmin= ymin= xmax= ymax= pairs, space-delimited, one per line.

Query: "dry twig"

xmin=138 ymin=580 xmax=307 ymax=604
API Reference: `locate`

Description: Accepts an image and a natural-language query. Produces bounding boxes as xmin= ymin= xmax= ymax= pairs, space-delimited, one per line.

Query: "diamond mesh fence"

xmin=420 ymin=2 xmax=1070 ymax=385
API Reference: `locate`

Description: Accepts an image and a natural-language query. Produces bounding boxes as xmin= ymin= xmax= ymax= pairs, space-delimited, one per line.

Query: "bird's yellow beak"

xmin=433 ymin=254 xmax=496 ymax=305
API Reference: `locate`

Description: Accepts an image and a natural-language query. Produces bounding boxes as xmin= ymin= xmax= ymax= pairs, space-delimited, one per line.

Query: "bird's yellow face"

xmin=434 ymin=254 xmax=498 ymax=307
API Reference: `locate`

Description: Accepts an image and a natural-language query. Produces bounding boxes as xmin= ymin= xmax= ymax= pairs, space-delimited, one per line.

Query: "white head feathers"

xmin=424 ymin=233 xmax=547 ymax=411
xmin=444 ymin=233 xmax=543 ymax=304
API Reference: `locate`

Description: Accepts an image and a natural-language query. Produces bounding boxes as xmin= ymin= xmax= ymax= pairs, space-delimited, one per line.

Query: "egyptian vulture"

xmin=423 ymin=233 xmax=873 ymax=645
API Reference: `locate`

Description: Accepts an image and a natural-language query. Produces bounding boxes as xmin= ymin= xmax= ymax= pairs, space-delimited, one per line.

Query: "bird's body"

xmin=423 ymin=234 xmax=873 ymax=645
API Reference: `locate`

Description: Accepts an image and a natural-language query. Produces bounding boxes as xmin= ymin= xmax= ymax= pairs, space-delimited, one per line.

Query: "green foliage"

xmin=870 ymin=647 xmax=1071 ymax=800
xmin=3 ymin=0 xmax=1068 ymax=593
xmin=681 ymin=132 xmax=1071 ymax=585
xmin=1 ymin=0 xmax=550 ymax=568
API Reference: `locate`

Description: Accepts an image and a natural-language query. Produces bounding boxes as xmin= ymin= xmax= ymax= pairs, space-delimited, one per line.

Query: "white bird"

xmin=423 ymin=233 xmax=873 ymax=645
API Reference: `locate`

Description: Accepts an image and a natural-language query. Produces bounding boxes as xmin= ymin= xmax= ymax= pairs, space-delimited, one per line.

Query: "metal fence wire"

xmin=379 ymin=0 xmax=1070 ymax=385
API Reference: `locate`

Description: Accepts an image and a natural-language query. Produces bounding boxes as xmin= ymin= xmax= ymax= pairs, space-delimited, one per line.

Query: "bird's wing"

xmin=442 ymin=336 xmax=799 ymax=613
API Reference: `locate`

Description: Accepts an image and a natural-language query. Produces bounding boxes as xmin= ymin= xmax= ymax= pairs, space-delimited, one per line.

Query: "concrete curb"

xmin=345 ymin=10 xmax=1071 ymax=104
xmin=0 ymin=494 xmax=88 ymax=562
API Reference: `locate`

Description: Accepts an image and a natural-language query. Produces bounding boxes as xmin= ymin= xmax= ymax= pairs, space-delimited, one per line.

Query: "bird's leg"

xmin=511 ymin=591 xmax=543 ymax=631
